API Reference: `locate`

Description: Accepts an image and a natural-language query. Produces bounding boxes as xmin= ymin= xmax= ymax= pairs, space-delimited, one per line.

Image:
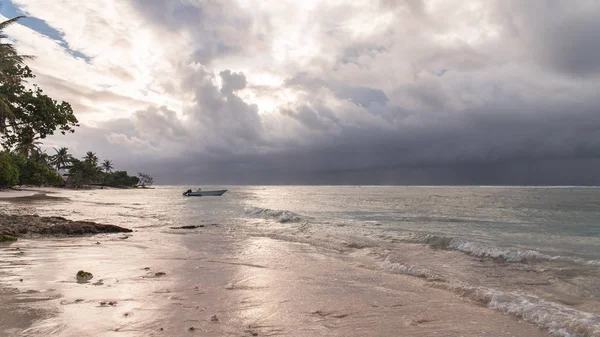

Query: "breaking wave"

xmin=245 ymin=207 xmax=302 ymax=223
xmin=381 ymin=256 xmax=446 ymax=282
xmin=241 ymin=200 xmax=600 ymax=337
xmin=242 ymin=205 xmax=600 ymax=336
xmin=381 ymin=257 xmax=600 ymax=337
xmin=244 ymin=206 xmax=600 ymax=266
xmin=402 ymin=233 xmax=600 ymax=266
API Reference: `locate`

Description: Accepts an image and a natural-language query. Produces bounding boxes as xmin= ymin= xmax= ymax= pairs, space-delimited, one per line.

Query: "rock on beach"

xmin=0 ymin=215 xmax=133 ymax=239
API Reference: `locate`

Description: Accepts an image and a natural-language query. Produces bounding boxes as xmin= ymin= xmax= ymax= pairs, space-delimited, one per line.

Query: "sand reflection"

xmin=0 ymin=232 xmax=185 ymax=336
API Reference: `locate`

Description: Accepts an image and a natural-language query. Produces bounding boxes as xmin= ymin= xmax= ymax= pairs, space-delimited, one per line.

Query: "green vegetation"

xmin=0 ymin=152 xmax=63 ymax=187
xmin=0 ymin=63 xmax=78 ymax=150
xmin=0 ymin=15 xmax=74 ymax=188
xmin=137 ymin=172 xmax=154 ymax=187
xmin=50 ymin=147 xmax=73 ymax=171
xmin=66 ymin=154 xmax=142 ymax=188
xmin=16 ymin=154 xmax=63 ymax=186
xmin=0 ymin=151 xmax=19 ymax=187
xmin=103 ymin=171 xmax=139 ymax=188
xmin=66 ymin=158 xmax=100 ymax=187
xmin=0 ymin=16 xmax=33 ymax=134
xmin=101 ymin=159 xmax=113 ymax=173
xmin=0 ymin=234 xmax=18 ymax=242
xmin=0 ymin=15 xmax=154 ymax=189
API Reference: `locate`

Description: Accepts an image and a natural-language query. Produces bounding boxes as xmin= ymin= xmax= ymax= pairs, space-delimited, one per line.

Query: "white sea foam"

xmin=403 ymin=234 xmax=600 ymax=266
xmin=381 ymin=256 xmax=446 ymax=282
xmin=245 ymin=206 xmax=600 ymax=267
xmin=447 ymin=237 xmax=600 ymax=266
xmin=447 ymin=237 xmax=555 ymax=262
xmin=246 ymin=207 xmax=600 ymax=266
xmin=486 ymin=291 xmax=600 ymax=337
xmin=381 ymin=258 xmax=600 ymax=337
xmin=450 ymin=284 xmax=600 ymax=337
xmin=244 ymin=206 xmax=600 ymax=336
xmin=245 ymin=207 xmax=302 ymax=223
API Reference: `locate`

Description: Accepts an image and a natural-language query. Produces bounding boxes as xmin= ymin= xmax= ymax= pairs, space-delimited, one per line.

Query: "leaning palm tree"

xmin=0 ymin=16 xmax=33 ymax=80
xmin=0 ymin=16 xmax=34 ymax=134
xmin=50 ymin=147 xmax=73 ymax=171
xmin=101 ymin=159 xmax=114 ymax=173
xmin=84 ymin=151 xmax=98 ymax=166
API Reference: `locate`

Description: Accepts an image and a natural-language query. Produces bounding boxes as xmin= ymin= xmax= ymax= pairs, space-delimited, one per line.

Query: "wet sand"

xmin=0 ymin=190 xmax=37 ymax=199
xmin=0 ymin=228 xmax=552 ymax=337
xmin=0 ymin=188 xmax=67 ymax=203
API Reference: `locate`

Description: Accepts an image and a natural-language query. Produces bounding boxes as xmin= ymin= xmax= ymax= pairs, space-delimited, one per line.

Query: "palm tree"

xmin=84 ymin=151 xmax=98 ymax=166
xmin=13 ymin=132 xmax=41 ymax=157
xmin=50 ymin=147 xmax=73 ymax=170
xmin=0 ymin=92 xmax=12 ymax=134
xmin=101 ymin=159 xmax=114 ymax=173
xmin=0 ymin=16 xmax=34 ymax=134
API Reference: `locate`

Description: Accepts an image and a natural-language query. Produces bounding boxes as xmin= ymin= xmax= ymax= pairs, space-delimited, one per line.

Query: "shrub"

xmin=102 ymin=171 xmax=139 ymax=187
xmin=0 ymin=152 xmax=19 ymax=188
xmin=66 ymin=159 xmax=100 ymax=188
xmin=0 ymin=235 xmax=18 ymax=242
xmin=16 ymin=156 xmax=63 ymax=186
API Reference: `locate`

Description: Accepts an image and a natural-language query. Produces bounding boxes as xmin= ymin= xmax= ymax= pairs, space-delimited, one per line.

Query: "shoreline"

xmin=0 ymin=185 xmax=148 ymax=197
xmin=0 ymin=230 xmax=553 ymax=337
xmin=0 ymin=193 xmax=68 ymax=203
xmin=0 ymin=187 xmax=69 ymax=203
xmin=0 ymin=186 xmax=584 ymax=337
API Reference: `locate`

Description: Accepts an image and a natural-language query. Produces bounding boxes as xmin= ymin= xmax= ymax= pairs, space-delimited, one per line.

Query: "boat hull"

xmin=183 ymin=190 xmax=227 ymax=197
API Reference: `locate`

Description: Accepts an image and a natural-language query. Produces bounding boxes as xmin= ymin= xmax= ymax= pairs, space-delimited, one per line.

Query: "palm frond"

xmin=0 ymin=16 xmax=26 ymax=31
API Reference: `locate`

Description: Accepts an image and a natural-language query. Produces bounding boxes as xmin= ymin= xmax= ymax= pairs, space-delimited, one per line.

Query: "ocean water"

xmin=4 ymin=185 xmax=600 ymax=336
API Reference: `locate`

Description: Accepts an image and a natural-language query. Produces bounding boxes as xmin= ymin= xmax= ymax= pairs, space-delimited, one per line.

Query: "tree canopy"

xmin=0 ymin=15 xmax=33 ymax=133
xmin=0 ymin=65 xmax=78 ymax=149
xmin=138 ymin=172 xmax=154 ymax=187
xmin=0 ymin=151 xmax=19 ymax=187
xmin=1 ymin=15 xmax=78 ymax=151
xmin=0 ymin=15 xmax=152 ymax=189
xmin=50 ymin=147 xmax=73 ymax=171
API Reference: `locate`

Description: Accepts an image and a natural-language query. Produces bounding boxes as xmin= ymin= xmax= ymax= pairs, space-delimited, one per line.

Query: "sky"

xmin=2 ymin=0 xmax=600 ymax=185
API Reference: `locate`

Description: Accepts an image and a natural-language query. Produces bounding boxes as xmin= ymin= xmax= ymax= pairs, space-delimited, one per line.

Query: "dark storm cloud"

xmin=280 ymin=106 xmax=332 ymax=131
xmin=39 ymin=0 xmax=600 ymax=185
xmin=132 ymin=106 xmax=190 ymax=142
xmin=185 ymin=68 xmax=264 ymax=148
xmin=494 ymin=0 xmax=600 ymax=77
xmin=106 ymin=86 xmax=600 ymax=182
xmin=52 ymin=87 xmax=600 ymax=185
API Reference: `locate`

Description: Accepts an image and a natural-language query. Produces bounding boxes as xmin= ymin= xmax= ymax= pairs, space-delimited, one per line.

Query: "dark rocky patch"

xmin=76 ymin=270 xmax=93 ymax=283
xmin=0 ymin=215 xmax=132 ymax=239
xmin=170 ymin=225 xmax=205 ymax=229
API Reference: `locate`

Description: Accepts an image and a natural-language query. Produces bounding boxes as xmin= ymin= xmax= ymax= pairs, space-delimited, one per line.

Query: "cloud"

xmin=7 ymin=0 xmax=600 ymax=184
xmin=106 ymin=133 xmax=158 ymax=154
xmin=493 ymin=0 xmax=600 ymax=78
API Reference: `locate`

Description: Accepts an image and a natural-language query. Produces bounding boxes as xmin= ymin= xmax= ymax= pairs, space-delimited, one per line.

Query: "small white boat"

xmin=183 ymin=188 xmax=227 ymax=197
